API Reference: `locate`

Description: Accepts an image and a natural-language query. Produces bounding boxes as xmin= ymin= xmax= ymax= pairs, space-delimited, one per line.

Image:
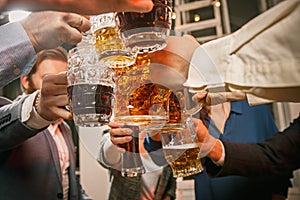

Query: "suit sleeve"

xmin=0 ymin=96 xmax=43 ymax=152
xmin=0 ymin=22 xmax=36 ymax=87
xmin=206 ymin=114 xmax=300 ymax=177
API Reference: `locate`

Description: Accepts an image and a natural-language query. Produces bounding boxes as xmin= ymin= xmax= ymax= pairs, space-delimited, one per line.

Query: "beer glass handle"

xmin=185 ymin=103 xmax=203 ymax=116
xmin=183 ymin=88 xmax=203 ymax=116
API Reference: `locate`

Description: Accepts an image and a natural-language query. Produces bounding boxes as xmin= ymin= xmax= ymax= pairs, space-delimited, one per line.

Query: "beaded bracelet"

xmin=34 ymin=90 xmax=41 ymax=113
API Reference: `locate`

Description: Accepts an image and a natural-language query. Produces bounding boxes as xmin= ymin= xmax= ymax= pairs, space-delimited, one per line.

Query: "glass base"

xmin=73 ymin=113 xmax=110 ymax=127
xmin=98 ymin=49 xmax=137 ymax=68
xmin=121 ymin=166 xmax=145 ymax=177
xmin=113 ymin=115 xmax=168 ymax=130
xmin=121 ymin=29 xmax=169 ymax=53
xmin=171 ymin=164 xmax=203 ymax=178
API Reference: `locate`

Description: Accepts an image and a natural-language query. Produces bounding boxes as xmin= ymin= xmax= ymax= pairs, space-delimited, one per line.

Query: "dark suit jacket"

xmin=206 ymin=114 xmax=300 ymax=178
xmin=0 ymin=96 xmax=80 ymax=200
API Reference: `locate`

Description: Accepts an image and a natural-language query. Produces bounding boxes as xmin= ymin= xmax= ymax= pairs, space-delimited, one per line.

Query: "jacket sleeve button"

xmin=57 ymin=193 xmax=63 ymax=199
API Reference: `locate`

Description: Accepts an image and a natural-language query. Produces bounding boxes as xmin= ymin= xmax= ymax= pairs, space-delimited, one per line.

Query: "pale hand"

xmin=21 ymin=11 xmax=91 ymax=52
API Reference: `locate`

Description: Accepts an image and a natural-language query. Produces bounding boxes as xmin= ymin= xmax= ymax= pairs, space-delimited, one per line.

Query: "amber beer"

xmin=67 ymin=83 xmax=115 ymax=126
xmin=93 ymin=26 xmax=136 ymax=68
xmin=163 ymin=143 xmax=203 ymax=177
xmin=113 ymin=54 xmax=170 ymax=127
xmin=115 ymin=0 xmax=172 ymax=53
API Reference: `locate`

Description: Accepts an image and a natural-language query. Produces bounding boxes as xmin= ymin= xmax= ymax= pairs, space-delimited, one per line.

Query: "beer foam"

xmin=73 ymin=82 xmax=114 ymax=88
xmin=163 ymin=143 xmax=199 ymax=149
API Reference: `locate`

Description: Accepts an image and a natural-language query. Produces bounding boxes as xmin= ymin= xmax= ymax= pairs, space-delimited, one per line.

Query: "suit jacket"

xmin=0 ymin=22 xmax=36 ymax=87
xmin=0 ymin=96 xmax=80 ymax=200
xmin=206 ymin=114 xmax=300 ymax=178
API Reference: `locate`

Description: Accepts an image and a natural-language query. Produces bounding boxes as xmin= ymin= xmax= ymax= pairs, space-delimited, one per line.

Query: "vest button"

xmin=57 ymin=193 xmax=63 ymax=199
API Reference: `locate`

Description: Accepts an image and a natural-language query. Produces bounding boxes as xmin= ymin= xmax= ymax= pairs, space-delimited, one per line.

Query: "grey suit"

xmin=0 ymin=96 xmax=80 ymax=200
xmin=0 ymin=22 xmax=36 ymax=87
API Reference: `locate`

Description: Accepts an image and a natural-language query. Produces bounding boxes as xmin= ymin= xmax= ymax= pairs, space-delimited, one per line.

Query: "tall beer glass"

xmin=119 ymin=124 xmax=145 ymax=177
xmin=115 ymin=0 xmax=172 ymax=53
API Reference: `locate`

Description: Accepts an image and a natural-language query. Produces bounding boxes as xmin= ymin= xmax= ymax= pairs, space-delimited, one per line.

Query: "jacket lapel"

xmin=59 ymin=122 xmax=78 ymax=199
xmin=43 ymin=129 xmax=63 ymax=186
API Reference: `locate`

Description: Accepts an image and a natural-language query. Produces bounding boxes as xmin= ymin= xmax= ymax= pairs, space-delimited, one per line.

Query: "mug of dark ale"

xmin=67 ymin=45 xmax=116 ymax=127
xmin=115 ymin=0 xmax=172 ymax=53
xmin=119 ymin=124 xmax=145 ymax=177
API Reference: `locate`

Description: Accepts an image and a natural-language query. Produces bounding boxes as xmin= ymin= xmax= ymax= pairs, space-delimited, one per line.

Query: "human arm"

xmin=196 ymin=115 xmax=300 ymax=177
xmin=21 ymin=11 xmax=90 ymax=52
xmin=0 ymin=72 xmax=72 ymax=151
xmin=0 ymin=0 xmax=6 ymax=9
xmin=148 ymin=35 xmax=200 ymax=90
xmin=184 ymin=0 xmax=300 ymax=105
xmin=0 ymin=11 xmax=90 ymax=87
xmin=3 ymin=0 xmax=153 ymax=15
xmin=97 ymin=122 xmax=132 ymax=168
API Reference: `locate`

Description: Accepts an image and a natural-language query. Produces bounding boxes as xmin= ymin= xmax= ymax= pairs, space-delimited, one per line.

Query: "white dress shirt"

xmin=185 ymin=0 xmax=300 ymax=105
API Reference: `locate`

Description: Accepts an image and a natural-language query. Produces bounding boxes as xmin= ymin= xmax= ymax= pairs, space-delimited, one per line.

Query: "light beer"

xmin=163 ymin=143 xmax=203 ymax=177
xmin=93 ymin=27 xmax=136 ymax=68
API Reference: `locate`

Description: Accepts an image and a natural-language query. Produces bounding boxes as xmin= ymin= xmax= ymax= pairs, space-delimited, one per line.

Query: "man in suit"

xmin=0 ymin=47 xmax=83 ymax=200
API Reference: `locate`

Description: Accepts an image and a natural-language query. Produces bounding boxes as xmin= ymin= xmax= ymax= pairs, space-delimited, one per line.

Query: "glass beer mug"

xmin=113 ymin=53 xmax=169 ymax=129
xmin=115 ymin=0 xmax=173 ymax=53
xmin=112 ymin=53 xmax=202 ymax=177
xmin=90 ymin=13 xmax=137 ymax=68
xmin=112 ymin=53 xmax=202 ymax=128
xmin=158 ymin=116 xmax=204 ymax=177
xmin=67 ymin=45 xmax=116 ymax=127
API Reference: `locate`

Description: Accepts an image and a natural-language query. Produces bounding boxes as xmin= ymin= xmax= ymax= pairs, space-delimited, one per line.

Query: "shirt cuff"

xmin=21 ymin=91 xmax=53 ymax=129
xmin=183 ymin=45 xmax=225 ymax=90
xmin=246 ymin=93 xmax=274 ymax=106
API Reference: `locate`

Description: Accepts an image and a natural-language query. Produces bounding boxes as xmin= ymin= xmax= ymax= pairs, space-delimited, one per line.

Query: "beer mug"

xmin=119 ymin=124 xmax=145 ymax=177
xmin=112 ymin=53 xmax=201 ymax=130
xmin=90 ymin=13 xmax=137 ymax=68
xmin=115 ymin=0 xmax=173 ymax=53
xmin=112 ymin=53 xmax=169 ymax=130
xmin=158 ymin=117 xmax=204 ymax=177
xmin=67 ymin=45 xmax=116 ymax=127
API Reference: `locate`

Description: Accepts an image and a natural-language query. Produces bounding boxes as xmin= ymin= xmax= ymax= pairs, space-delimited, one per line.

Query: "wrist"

xmin=34 ymin=90 xmax=41 ymax=114
xmin=226 ymin=91 xmax=246 ymax=101
xmin=33 ymin=90 xmax=57 ymax=122
xmin=207 ymin=139 xmax=223 ymax=162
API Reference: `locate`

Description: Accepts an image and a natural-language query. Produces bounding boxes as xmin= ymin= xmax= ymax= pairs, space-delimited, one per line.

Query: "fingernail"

xmin=124 ymin=129 xmax=133 ymax=134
